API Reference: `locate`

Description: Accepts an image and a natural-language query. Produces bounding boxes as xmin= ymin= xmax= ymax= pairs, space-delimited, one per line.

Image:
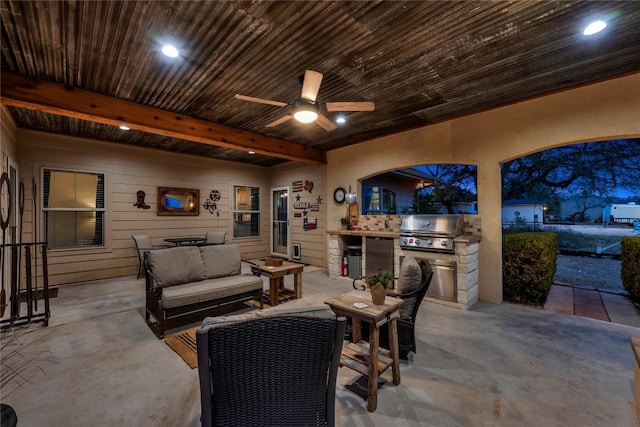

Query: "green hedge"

xmin=503 ymin=232 xmax=558 ymax=306
xmin=621 ymin=237 xmax=640 ymax=298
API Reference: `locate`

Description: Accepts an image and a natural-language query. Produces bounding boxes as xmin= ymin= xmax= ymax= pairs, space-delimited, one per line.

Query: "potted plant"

xmin=340 ymin=216 xmax=351 ymax=230
xmin=366 ymin=270 xmax=393 ymax=304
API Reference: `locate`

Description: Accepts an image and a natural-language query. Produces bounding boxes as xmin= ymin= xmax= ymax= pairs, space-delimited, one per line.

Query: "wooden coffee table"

xmin=324 ymin=290 xmax=403 ymax=412
xmin=250 ymin=261 xmax=304 ymax=306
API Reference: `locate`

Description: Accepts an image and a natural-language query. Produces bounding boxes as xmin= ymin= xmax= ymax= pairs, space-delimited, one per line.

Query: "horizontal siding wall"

xmin=1 ymin=107 xmax=18 ymax=238
xmin=16 ymin=130 xmax=273 ymax=286
xmin=270 ymin=163 xmax=327 ymax=267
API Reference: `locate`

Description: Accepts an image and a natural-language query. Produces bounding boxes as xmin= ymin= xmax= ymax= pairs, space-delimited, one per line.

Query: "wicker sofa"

xmin=144 ymin=244 xmax=263 ymax=338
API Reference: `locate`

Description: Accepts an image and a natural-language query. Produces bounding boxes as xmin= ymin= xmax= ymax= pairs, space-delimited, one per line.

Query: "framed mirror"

xmin=157 ymin=187 xmax=200 ymax=216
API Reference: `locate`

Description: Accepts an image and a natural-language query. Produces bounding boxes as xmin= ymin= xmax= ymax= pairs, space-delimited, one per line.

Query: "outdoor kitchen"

xmin=327 ymin=214 xmax=481 ymax=310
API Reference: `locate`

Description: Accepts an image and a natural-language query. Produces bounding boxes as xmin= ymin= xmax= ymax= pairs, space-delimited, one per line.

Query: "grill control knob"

xmin=401 ymin=238 xmax=407 ymax=245
xmin=441 ymin=240 xmax=449 ymax=247
xmin=426 ymin=239 xmax=433 ymax=246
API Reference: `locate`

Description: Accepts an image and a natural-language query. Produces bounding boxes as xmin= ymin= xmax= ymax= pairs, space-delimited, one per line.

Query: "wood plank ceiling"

xmin=2 ymin=1 xmax=640 ymax=167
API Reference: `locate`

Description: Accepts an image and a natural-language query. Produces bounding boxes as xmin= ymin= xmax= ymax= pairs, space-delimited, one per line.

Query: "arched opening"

xmin=361 ymin=164 xmax=478 ymax=216
xmin=500 ymin=138 xmax=640 ymax=323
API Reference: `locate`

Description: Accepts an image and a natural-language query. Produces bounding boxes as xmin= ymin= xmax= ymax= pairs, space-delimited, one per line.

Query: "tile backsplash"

xmin=356 ymin=214 xmax=481 ymax=236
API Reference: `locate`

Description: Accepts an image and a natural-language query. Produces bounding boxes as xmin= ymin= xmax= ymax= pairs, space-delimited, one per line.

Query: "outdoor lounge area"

xmin=1 ymin=3 xmax=640 ymax=426
xmin=2 ymin=266 xmax=639 ymax=426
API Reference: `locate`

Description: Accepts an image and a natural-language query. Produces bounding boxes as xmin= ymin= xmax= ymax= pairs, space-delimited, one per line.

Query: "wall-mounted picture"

xmin=157 ymin=187 xmax=200 ymax=216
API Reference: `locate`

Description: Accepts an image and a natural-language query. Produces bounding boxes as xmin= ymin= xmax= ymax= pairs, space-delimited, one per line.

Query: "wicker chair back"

xmin=196 ymin=314 xmax=346 ymax=427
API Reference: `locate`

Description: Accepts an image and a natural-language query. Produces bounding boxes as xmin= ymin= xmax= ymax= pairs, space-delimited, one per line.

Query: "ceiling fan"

xmin=235 ymin=70 xmax=375 ymax=131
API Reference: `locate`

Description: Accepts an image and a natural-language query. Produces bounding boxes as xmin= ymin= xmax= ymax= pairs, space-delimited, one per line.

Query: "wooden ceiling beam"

xmin=0 ymin=71 xmax=326 ymax=165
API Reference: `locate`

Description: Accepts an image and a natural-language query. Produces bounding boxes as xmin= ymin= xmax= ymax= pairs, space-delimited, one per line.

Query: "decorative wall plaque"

xmin=203 ymin=190 xmax=222 ymax=214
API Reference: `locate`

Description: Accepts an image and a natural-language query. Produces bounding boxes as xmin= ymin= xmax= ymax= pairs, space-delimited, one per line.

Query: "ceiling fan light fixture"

xmin=293 ymin=109 xmax=318 ymax=123
xmin=235 ymin=69 xmax=374 ymax=131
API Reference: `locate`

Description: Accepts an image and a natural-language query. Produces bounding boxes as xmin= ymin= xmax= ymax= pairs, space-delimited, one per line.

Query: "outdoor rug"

xmin=164 ymin=326 xmax=199 ymax=369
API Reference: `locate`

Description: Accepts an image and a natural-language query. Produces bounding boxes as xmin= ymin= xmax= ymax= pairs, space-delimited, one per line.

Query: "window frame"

xmin=232 ymin=184 xmax=261 ymax=239
xmin=41 ymin=167 xmax=106 ymax=250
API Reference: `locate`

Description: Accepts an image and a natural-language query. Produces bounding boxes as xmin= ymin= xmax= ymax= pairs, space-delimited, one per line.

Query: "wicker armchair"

xmin=196 ymin=307 xmax=346 ymax=427
xmin=386 ymin=258 xmax=433 ymax=357
xmin=354 ymin=257 xmax=433 ymax=358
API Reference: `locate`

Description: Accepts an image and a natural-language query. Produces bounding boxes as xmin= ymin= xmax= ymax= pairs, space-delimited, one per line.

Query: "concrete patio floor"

xmin=1 ymin=267 xmax=639 ymax=426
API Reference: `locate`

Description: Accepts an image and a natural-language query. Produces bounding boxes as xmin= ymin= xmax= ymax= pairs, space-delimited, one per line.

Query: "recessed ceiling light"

xmin=119 ymin=125 xmax=130 ymax=131
xmin=248 ymin=151 xmax=255 ymax=155
xmin=583 ymin=20 xmax=607 ymax=36
xmin=161 ymin=44 xmax=179 ymax=58
xmin=336 ymin=117 xmax=346 ymax=124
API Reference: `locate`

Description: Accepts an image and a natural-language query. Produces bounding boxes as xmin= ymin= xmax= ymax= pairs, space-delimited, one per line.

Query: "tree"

xmin=418 ymin=164 xmax=477 ymax=213
xmin=402 ymin=191 xmax=440 ymax=214
xmin=502 ymin=139 xmax=640 ymax=201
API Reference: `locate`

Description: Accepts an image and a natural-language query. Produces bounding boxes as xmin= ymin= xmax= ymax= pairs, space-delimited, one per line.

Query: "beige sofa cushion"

xmin=200 ymin=244 xmax=242 ymax=279
xmin=162 ymin=274 xmax=263 ymax=309
xmin=147 ymin=246 xmax=204 ymax=287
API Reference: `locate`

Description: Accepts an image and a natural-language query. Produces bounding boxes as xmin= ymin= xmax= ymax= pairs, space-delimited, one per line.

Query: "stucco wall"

xmin=327 ymin=72 xmax=640 ymax=304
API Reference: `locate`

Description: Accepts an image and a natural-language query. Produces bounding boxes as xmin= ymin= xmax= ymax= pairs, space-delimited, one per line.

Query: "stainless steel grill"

xmin=399 ymin=214 xmax=464 ymax=253
xmin=399 ymin=214 xmax=465 ymax=302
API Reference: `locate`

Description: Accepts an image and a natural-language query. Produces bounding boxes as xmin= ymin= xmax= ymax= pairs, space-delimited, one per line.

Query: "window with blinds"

xmin=42 ymin=169 xmax=105 ymax=249
xmin=232 ymin=185 xmax=260 ymax=238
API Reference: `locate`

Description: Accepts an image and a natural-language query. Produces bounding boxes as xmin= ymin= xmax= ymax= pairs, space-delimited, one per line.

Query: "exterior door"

xmin=271 ymin=186 xmax=290 ymax=258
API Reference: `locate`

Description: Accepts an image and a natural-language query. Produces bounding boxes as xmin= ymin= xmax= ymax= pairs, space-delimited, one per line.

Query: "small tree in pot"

xmin=366 ymin=270 xmax=393 ymax=304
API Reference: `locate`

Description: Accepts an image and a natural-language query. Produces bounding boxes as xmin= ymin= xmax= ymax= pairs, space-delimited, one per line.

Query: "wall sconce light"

xmin=345 ymin=185 xmax=357 ymax=204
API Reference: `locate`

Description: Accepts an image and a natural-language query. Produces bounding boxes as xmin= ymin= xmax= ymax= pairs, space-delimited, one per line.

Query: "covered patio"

xmin=2 ymin=267 xmax=638 ymax=426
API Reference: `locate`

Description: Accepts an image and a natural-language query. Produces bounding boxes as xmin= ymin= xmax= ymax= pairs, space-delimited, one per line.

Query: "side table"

xmin=250 ymin=261 xmax=304 ymax=306
xmin=325 ymin=290 xmax=403 ymax=412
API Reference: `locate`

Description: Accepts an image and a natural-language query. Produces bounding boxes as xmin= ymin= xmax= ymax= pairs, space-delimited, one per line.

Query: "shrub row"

xmin=621 ymin=236 xmax=640 ymax=298
xmin=503 ymin=232 xmax=558 ymax=306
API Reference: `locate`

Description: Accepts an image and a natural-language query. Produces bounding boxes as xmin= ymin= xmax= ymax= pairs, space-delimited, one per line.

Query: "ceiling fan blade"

xmin=235 ymin=94 xmax=287 ymax=107
xmin=315 ymin=114 xmax=337 ymax=131
xmin=266 ymin=114 xmax=293 ymax=128
xmin=325 ymin=101 xmax=375 ymax=112
xmin=300 ymin=70 xmax=323 ymax=102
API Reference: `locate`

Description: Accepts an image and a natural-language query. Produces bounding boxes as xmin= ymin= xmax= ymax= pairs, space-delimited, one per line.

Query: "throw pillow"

xmin=396 ymin=256 xmax=423 ymax=318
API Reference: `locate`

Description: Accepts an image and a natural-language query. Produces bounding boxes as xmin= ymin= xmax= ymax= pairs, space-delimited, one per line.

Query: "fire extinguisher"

xmin=342 ymin=256 xmax=348 ymax=277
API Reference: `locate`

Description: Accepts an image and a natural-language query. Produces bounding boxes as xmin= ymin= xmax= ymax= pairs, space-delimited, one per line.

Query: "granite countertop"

xmin=454 ymin=235 xmax=482 ymax=244
xmin=327 ymin=230 xmax=399 ymax=238
xmin=328 ymin=229 xmax=482 ymax=243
